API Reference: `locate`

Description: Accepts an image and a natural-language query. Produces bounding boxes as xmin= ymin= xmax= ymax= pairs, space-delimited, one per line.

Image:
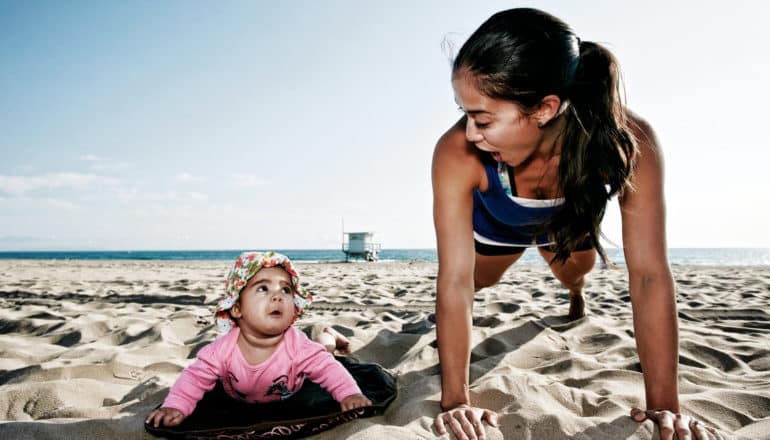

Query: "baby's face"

xmin=231 ymin=267 xmax=296 ymax=337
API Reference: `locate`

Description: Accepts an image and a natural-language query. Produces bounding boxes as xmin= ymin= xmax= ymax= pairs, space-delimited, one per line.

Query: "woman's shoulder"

xmin=626 ymin=110 xmax=661 ymax=157
xmin=434 ymin=117 xmax=477 ymax=158
xmin=621 ymin=110 xmax=665 ymax=205
xmin=433 ymin=117 xmax=484 ymax=186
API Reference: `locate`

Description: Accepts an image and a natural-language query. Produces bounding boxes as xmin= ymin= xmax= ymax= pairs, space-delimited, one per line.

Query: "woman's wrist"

xmin=441 ymin=397 xmax=470 ymax=411
xmin=440 ymin=381 xmax=471 ymax=410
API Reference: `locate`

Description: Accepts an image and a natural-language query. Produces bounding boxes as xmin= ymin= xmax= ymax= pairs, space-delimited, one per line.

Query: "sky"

xmin=1 ymin=0 xmax=769 ymax=250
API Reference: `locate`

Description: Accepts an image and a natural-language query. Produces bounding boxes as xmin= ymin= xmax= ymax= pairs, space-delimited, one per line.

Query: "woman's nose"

xmin=465 ymin=120 xmax=483 ymax=142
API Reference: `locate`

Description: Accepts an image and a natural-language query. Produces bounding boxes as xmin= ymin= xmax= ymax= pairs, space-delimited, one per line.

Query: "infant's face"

xmin=234 ymin=267 xmax=296 ymax=337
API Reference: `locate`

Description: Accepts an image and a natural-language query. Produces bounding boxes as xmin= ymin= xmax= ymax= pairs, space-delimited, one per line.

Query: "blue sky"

xmin=1 ymin=0 xmax=769 ymax=250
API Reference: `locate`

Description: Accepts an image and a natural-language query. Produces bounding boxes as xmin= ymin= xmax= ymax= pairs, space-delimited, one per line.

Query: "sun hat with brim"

xmin=215 ymin=251 xmax=312 ymax=333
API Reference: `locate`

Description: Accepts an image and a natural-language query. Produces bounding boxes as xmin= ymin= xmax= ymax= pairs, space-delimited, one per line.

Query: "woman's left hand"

xmin=631 ymin=408 xmax=725 ymax=440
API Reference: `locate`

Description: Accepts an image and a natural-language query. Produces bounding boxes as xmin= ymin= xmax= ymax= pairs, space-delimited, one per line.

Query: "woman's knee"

xmin=549 ymin=250 xmax=596 ymax=290
xmin=560 ymin=274 xmax=586 ymax=292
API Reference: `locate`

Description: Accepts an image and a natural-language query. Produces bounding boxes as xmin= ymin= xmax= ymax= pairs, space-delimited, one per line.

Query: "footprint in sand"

xmin=486 ymin=302 xmax=521 ymax=314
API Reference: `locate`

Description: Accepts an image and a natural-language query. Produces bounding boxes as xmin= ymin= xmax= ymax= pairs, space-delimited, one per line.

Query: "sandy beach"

xmin=0 ymin=259 xmax=768 ymax=439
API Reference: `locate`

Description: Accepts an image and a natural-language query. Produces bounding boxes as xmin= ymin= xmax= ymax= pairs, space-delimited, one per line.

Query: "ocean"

xmin=0 ymin=248 xmax=768 ymax=266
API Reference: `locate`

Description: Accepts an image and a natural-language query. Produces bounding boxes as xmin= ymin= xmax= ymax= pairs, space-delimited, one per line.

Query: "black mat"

xmin=145 ymin=356 xmax=397 ymax=439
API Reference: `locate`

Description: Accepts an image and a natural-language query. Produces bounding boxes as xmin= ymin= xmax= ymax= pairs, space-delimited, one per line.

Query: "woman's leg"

xmin=536 ymin=247 xmax=596 ymax=320
xmin=474 ymin=251 xmax=524 ymax=291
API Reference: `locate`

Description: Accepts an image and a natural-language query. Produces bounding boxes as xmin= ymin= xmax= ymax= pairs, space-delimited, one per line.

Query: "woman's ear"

xmin=536 ymin=94 xmax=562 ymax=127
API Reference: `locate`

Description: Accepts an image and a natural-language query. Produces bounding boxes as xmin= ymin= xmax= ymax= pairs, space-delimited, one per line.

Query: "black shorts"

xmin=474 ymin=238 xmax=594 ymax=256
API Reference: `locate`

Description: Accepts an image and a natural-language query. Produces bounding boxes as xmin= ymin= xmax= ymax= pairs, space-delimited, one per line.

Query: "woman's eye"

xmin=475 ymin=121 xmax=490 ymax=129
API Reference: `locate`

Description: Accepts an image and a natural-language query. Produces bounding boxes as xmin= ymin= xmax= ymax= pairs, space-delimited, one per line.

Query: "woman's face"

xmin=452 ymin=72 xmax=544 ymax=167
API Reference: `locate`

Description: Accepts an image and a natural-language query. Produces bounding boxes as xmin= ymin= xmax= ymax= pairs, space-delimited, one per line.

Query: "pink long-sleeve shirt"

xmin=163 ymin=326 xmax=362 ymax=416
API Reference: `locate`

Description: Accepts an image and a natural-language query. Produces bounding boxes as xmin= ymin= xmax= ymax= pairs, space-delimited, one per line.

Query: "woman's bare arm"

xmin=619 ymin=115 xmax=679 ymax=411
xmin=432 ymin=119 xmax=482 ymax=410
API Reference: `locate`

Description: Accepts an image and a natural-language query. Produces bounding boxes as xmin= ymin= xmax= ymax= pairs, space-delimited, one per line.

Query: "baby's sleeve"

xmin=162 ymin=341 xmax=223 ymax=417
xmin=295 ymin=337 xmax=362 ymax=403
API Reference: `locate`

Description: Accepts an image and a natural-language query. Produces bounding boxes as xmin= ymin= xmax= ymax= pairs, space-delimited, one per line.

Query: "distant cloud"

xmin=117 ymin=189 xmax=177 ymax=202
xmin=0 ymin=173 xmax=119 ymax=195
xmin=89 ymin=162 xmax=130 ymax=171
xmin=0 ymin=195 xmax=79 ymax=215
xmin=188 ymin=191 xmax=208 ymax=201
xmin=116 ymin=188 xmax=208 ymax=203
xmin=43 ymin=198 xmax=78 ymax=210
xmin=76 ymin=154 xmax=131 ymax=171
xmin=175 ymin=173 xmax=206 ymax=183
xmin=231 ymin=174 xmax=266 ymax=188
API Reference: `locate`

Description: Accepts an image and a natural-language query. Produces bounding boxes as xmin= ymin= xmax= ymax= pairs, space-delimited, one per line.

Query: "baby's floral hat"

xmin=215 ymin=251 xmax=312 ymax=333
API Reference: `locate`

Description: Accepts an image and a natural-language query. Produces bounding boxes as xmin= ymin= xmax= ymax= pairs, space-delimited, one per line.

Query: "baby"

xmin=146 ymin=251 xmax=371 ymax=428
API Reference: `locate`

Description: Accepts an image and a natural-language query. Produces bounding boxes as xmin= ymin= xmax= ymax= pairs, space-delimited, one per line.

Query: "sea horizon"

xmin=1 ymin=247 xmax=768 ymax=266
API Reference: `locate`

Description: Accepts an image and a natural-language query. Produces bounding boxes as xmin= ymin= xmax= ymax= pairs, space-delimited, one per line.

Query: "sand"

xmin=0 ymin=259 xmax=768 ymax=439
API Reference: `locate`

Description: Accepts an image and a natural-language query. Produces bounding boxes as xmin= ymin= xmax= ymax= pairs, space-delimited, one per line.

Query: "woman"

xmin=432 ymin=8 xmax=716 ymax=440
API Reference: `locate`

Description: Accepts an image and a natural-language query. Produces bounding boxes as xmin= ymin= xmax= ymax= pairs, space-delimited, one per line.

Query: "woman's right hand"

xmin=146 ymin=407 xmax=185 ymax=428
xmin=435 ymin=403 xmax=499 ymax=440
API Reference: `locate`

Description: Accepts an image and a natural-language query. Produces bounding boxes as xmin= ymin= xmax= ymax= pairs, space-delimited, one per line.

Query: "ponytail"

xmin=546 ymin=41 xmax=638 ymax=264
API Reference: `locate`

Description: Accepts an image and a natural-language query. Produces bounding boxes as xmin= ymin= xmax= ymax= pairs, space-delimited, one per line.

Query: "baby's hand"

xmin=146 ymin=407 xmax=185 ymax=428
xmin=340 ymin=393 xmax=372 ymax=411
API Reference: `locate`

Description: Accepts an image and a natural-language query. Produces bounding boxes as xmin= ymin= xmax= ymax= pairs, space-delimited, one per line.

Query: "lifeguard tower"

xmin=342 ymin=231 xmax=381 ymax=262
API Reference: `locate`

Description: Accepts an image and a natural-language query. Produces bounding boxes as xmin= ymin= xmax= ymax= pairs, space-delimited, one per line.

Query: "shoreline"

xmin=1 ymin=257 xmax=770 ymax=266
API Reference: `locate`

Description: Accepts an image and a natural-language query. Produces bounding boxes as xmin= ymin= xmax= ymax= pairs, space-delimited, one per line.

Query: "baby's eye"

xmin=256 ymin=285 xmax=268 ymax=292
xmin=281 ymin=287 xmax=292 ymax=295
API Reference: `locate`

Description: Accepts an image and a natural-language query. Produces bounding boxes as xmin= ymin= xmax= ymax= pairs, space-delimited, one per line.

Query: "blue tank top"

xmin=472 ymin=152 xmax=564 ymax=247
